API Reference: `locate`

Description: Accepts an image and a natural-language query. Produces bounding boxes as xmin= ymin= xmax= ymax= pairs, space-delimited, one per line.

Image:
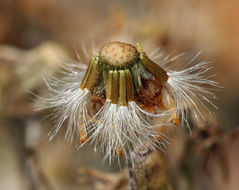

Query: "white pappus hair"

xmin=151 ymin=51 xmax=220 ymax=128
xmin=88 ymin=100 xmax=169 ymax=164
xmin=36 ymin=60 xmax=91 ymax=144
xmin=36 ymin=39 xmax=98 ymax=144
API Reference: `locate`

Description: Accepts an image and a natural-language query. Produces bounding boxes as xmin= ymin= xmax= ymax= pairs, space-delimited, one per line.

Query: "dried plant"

xmin=37 ymin=41 xmax=220 ymax=190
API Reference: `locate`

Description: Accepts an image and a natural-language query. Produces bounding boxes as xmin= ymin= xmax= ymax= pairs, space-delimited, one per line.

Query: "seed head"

xmin=37 ymin=41 xmax=220 ymax=164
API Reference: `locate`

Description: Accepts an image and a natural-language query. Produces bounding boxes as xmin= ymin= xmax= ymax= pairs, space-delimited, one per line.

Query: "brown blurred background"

xmin=0 ymin=0 xmax=239 ymax=190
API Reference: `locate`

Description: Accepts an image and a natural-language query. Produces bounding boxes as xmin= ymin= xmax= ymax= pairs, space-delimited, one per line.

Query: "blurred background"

xmin=0 ymin=0 xmax=239 ymax=190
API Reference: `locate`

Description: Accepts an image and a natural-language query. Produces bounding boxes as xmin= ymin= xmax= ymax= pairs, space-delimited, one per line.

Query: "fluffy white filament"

xmin=36 ymin=61 xmax=90 ymax=144
xmin=88 ymin=100 xmax=168 ymax=163
xmin=153 ymin=52 xmax=220 ymax=128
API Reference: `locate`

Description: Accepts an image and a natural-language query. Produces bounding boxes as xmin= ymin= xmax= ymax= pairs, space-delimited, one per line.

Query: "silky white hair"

xmin=87 ymin=100 xmax=170 ymax=164
xmin=150 ymin=51 xmax=220 ymax=128
xmin=36 ymin=60 xmax=90 ymax=144
xmin=36 ymin=40 xmax=97 ymax=144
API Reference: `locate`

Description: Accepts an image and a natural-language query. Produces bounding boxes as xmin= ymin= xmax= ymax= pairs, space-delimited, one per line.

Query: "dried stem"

xmin=127 ymin=150 xmax=151 ymax=190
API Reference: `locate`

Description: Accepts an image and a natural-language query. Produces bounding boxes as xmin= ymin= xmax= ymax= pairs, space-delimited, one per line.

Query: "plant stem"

xmin=127 ymin=150 xmax=151 ymax=190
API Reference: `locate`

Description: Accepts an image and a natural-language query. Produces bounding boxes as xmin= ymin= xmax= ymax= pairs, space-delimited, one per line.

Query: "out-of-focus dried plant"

xmin=0 ymin=0 xmax=239 ymax=190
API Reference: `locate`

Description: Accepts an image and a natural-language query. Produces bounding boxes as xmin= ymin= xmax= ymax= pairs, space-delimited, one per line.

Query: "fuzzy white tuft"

xmin=150 ymin=50 xmax=220 ymax=127
xmin=88 ymin=100 xmax=168 ymax=164
xmin=36 ymin=61 xmax=90 ymax=144
xmin=164 ymin=57 xmax=220 ymax=128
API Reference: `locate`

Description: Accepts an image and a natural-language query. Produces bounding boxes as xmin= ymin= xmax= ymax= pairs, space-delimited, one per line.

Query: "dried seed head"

xmin=38 ymin=40 xmax=220 ymax=165
xmin=99 ymin=41 xmax=139 ymax=68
